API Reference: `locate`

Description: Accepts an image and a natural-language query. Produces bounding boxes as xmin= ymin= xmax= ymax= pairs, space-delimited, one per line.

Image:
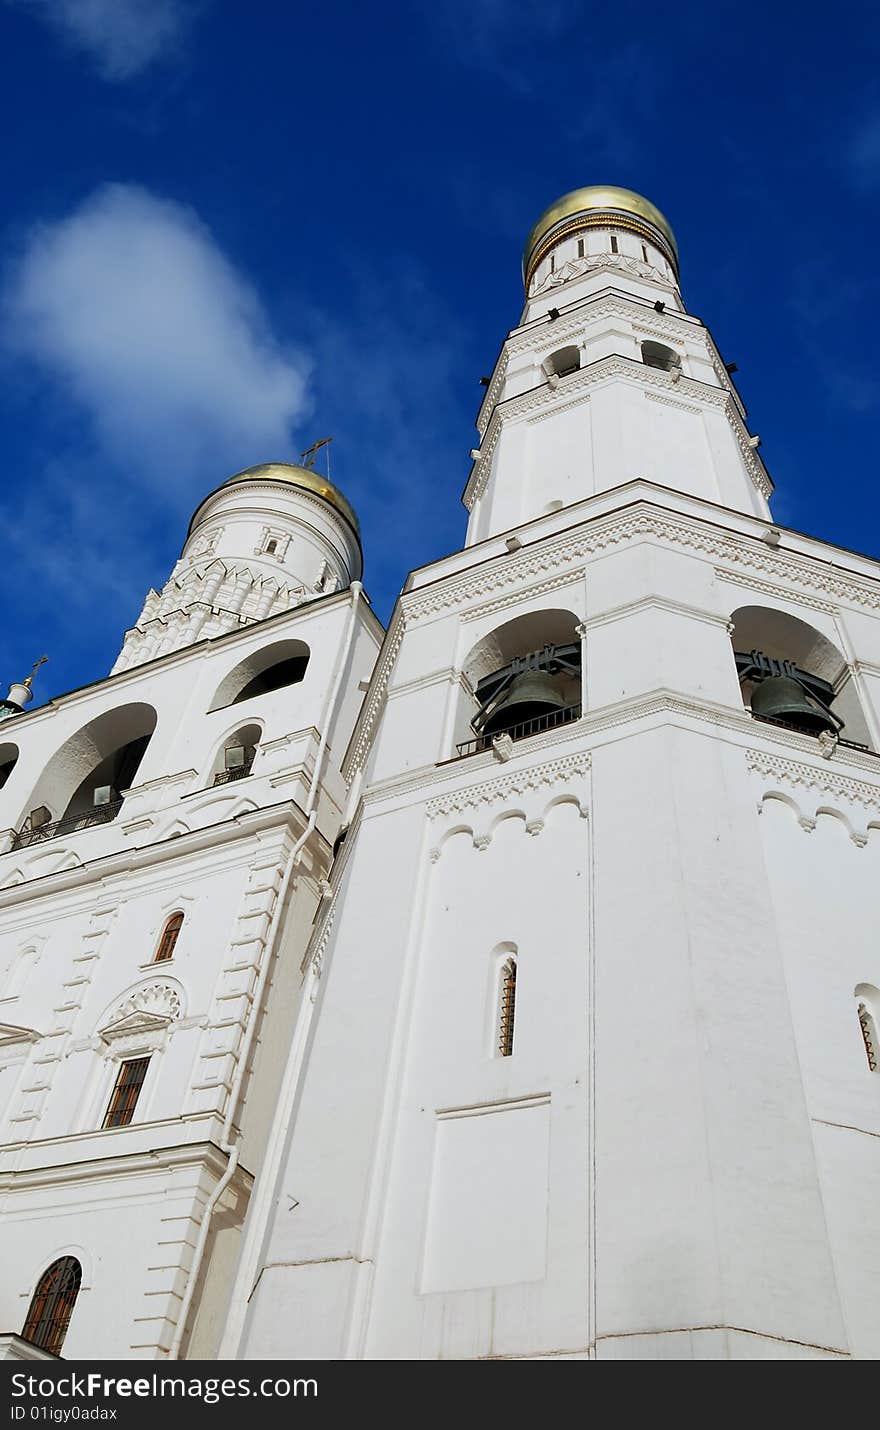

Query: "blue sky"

xmin=1 ymin=0 xmax=879 ymax=704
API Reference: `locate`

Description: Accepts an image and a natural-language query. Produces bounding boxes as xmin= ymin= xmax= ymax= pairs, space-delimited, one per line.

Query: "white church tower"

xmin=0 ymin=462 xmax=382 ymax=1360
xmin=226 ymin=187 xmax=880 ymax=1361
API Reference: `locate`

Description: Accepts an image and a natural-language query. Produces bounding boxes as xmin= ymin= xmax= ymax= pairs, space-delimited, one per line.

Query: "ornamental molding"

xmin=476 ymin=354 xmax=510 ymax=436
xmin=0 ymin=1022 xmax=42 ymax=1048
xmin=716 ymin=566 xmax=838 ymax=615
xmin=186 ymin=526 xmax=223 ymax=560
xmin=460 ymin=567 xmax=583 ymax=624
xmin=353 ymin=687 xmax=880 ymax=814
xmin=98 ymin=980 xmax=183 ymax=1043
xmin=631 ymin=321 xmax=685 ymax=350
xmin=746 ymin=749 xmax=880 ymax=810
xmin=526 ymin=391 xmax=591 ymax=426
xmin=530 ymin=252 xmax=667 ymax=299
xmin=425 ymin=751 xmax=591 ymax=819
xmin=345 ymin=505 xmax=880 ymax=780
xmin=342 ymin=607 xmax=407 ymax=780
xmin=466 ymin=355 xmax=770 ymax=509
xmin=501 ymin=295 xmax=709 ymax=365
xmin=645 ymin=390 xmax=703 ymax=417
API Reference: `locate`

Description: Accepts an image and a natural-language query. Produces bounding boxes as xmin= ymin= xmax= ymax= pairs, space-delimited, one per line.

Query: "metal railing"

xmin=12 ymin=799 xmax=124 ymax=850
xmin=750 ymin=711 xmax=877 ymax=756
xmin=212 ymin=759 xmax=254 ymax=786
xmin=456 ymin=703 xmax=581 ymax=758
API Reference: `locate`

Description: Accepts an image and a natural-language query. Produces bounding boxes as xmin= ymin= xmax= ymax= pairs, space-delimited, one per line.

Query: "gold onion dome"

xmin=220 ymin=462 xmax=360 ymax=536
xmin=523 ymin=185 xmax=678 ymax=286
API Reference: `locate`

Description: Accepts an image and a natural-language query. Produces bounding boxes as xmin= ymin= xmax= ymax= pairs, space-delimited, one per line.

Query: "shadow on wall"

xmin=208 ymin=641 xmax=310 ymax=712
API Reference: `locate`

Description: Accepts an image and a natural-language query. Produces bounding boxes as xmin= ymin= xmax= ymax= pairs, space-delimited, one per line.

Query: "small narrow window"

xmin=858 ymin=1002 xmax=878 ymax=1071
xmin=22 ymin=1257 xmax=82 ymax=1355
xmin=103 ymin=1057 xmax=150 ymax=1128
xmin=610 ymin=234 xmax=618 ymax=254
xmin=265 ymin=539 xmax=278 ymax=555
xmin=154 ymin=911 xmax=183 ymax=963
xmin=498 ymin=958 xmax=517 ymax=1057
xmin=577 ymin=238 xmax=584 ymax=258
xmin=641 ymin=243 xmax=649 ymax=262
xmin=549 ymin=251 xmax=555 ymax=272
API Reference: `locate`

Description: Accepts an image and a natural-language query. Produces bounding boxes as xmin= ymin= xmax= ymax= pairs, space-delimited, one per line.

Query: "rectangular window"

xmin=577 ymin=238 xmax=584 ymax=258
xmin=610 ymin=234 xmax=618 ymax=253
xmin=103 ymin=1057 xmax=150 ymax=1129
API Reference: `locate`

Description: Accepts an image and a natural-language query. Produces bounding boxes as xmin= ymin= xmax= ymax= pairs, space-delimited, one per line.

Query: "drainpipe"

xmin=169 ymin=582 xmax=363 ymax=1360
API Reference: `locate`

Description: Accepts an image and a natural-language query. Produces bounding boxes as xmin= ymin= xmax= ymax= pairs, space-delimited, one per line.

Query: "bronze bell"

xmin=481 ymin=671 xmax=568 ymax=737
xmin=750 ymin=675 xmax=839 ymax=736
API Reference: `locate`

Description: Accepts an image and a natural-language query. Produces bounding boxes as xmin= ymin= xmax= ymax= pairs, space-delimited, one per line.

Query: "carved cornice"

xmin=645 ymin=390 xmax=702 ymax=416
xmin=344 ymin=505 xmax=880 ymax=782
xmin=407 ymin=508 xmax=880 ymax=625
xmin=425 ymin=751 xmax=591 ymax=819
xmin=530 ymin=251 xmax=668 ymax=297
xmin=716 ymin=567 xmax=838 ymax=615
xmin=746 ymin=749 xmax=880 ymax=810
xmin=526 ymin=391 xmax=592 ymax=426
xmin=476 ymin=353 xmax=509 ymax=437
xmin=460 ymin=568 xmax=583 ymax=624
xmin=342 ymin=607 xmax=407 ymax=781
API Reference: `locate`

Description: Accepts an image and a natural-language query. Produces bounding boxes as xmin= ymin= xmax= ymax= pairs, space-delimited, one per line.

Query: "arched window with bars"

xmin=153 ymin=912 xmax=183 ymax=964
xmin=498 ymin=956 xmax=517 ymax=1058
xmin=22 ymin=1256 xmax=82 ymax=1355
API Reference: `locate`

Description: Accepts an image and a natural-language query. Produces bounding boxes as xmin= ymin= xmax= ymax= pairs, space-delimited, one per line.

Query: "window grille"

xmin=22 ymin=1257 xmax=82 ymax=1355
xmin=498 ymin=959 xmax=517 ymax=1058
xmin=153 ymin=912 xmax=183 ymax=963
xmin=858 ymin=1003 xmax=878 ymax=1072
xmin=103 ymin=1057 xmax=150 ymax=1128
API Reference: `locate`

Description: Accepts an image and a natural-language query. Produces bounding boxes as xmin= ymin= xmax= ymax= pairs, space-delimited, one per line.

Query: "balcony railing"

xmin=212 ymin=759 xmax=255 ymax=786
xmin=749 ymin=710 xmax=877 ymax=756
xmin=12 ymin=799 xmax=124 ymax=850
xmin=456 ymin=703 xmax=581 ymax=759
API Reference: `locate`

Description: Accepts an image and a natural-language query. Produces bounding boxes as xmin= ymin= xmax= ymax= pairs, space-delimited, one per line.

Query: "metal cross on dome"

xmin=300 ymin=436 xmax=334 ymax=475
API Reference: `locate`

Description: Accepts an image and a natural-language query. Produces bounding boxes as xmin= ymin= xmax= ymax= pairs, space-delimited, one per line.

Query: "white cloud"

xmin=3 ymin=184 xmax=311 ymax=480
xmin=13 ymin=0 xmax=199 ymax=80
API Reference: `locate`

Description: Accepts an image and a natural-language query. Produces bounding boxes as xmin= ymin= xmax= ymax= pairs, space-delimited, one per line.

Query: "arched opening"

xmin=729 ymin=606 xmax=872 ymax=748
xmin=0 ymin=741 xmax=18 ymax=790
xmin=548 ymin=345 xmax=580 ymax=378
xmin=456 ymin=610 xmax=581 ymax=757
xmin=209 ymin=723 xmax=261 ymax=786
xmin=13 ymin=704 xmax=157 ymax=848
xmin=153 ymin=912 xmax=184 ymax=963
xmin=641 ymin=339 xmax=681 ymax=373
xmin=209 ymin=640 xmax=309 ymax=712
xmin=22 ymin=1257 xmax=82 ymax=1355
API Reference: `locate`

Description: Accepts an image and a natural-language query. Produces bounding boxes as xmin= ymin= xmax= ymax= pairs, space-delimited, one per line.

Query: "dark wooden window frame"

xmin=103 ymin=1056 xmax=150 ymax=1129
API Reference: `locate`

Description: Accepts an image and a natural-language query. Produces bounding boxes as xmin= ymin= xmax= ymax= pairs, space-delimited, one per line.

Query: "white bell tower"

xmin=466 ymin=185 xmax=772 ymax=543
xmin=224 ymin=187 xmax=880 ymax=1362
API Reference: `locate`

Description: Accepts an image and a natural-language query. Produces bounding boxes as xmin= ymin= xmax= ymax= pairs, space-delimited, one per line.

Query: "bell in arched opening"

xmin=481 ymin=670 xmax=568 ymax=737
xmin=750 ymin=674 xmax=840 ymax=737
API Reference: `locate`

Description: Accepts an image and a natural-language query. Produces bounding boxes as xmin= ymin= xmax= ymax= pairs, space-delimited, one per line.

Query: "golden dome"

xmin=222 ymin=462 xmax=360 ymax=536
xmin=523 ymin=185 xmax=678 ymax=286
